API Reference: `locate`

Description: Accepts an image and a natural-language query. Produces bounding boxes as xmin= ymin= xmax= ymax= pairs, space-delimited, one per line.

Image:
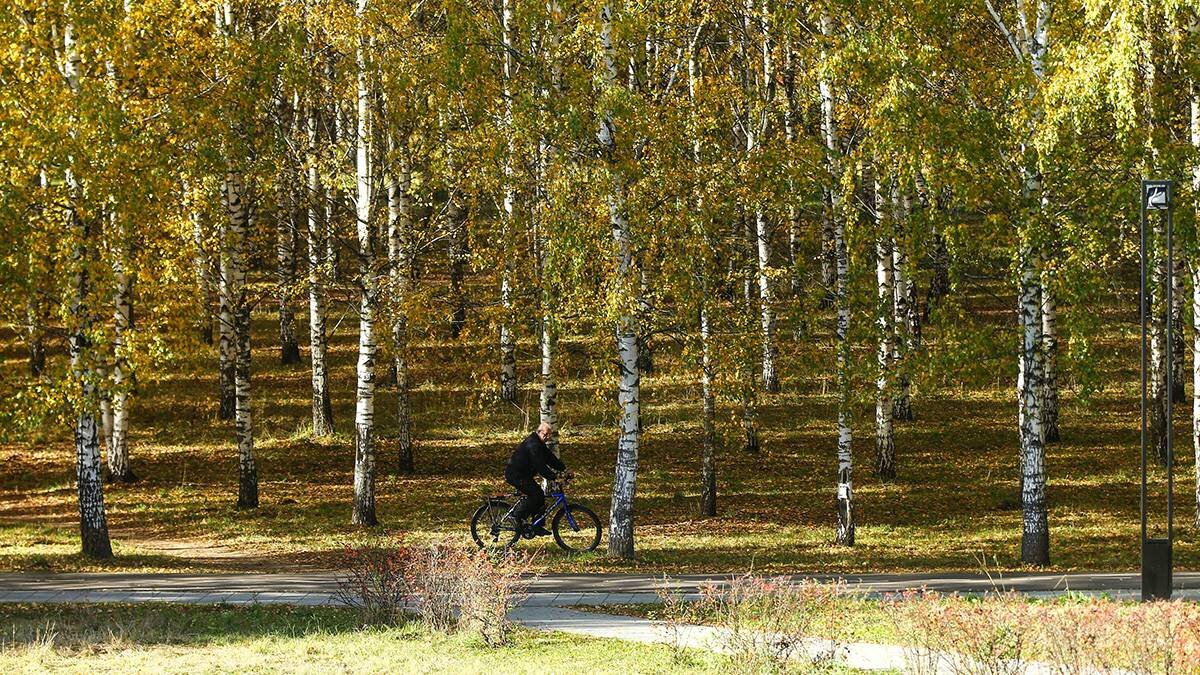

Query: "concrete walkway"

xmin=1 ymin=570 xmax=1198 ymax=605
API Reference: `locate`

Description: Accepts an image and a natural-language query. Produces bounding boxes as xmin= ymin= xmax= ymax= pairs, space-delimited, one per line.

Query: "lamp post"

xmin=1140 ymin=179 xmax=1173 ymax=601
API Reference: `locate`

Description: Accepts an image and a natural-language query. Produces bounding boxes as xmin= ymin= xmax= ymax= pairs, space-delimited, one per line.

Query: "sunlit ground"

xmin=0 ymin=273 xmax=1192 ymax=574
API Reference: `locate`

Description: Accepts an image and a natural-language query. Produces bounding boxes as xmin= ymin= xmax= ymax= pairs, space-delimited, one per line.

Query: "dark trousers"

xmin=507 ymin=476 xmax=545 ymax=524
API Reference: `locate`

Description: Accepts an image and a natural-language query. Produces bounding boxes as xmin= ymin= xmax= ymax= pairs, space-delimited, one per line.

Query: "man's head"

xmin=536 ymin=422 xmax=553 ymax=442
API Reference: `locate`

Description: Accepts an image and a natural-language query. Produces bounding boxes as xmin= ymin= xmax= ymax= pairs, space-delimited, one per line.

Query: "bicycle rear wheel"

xmin=552 ymin=504 xmax=602 ymax=553
xmin=471 ymin=499 xmax=519 ymax=551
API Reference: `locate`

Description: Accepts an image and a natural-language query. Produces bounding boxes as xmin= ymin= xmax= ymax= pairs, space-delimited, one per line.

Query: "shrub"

xmin=888 ymin=591 xmax=1031 ymax=675
xmin=454 ymin=548 xmax=534 ymax=647
xmin=885 ymin=590 xmax=946 ymax=675
xmin=337 ymin=534 xmax=535 ymax=646
xmin=655 ymin=574 xmax=697 ymax=663
xmin=1033 ymin=597 xmax=1121 ymax=675
xmin=1120 ymin=600 xmax=1200 ymax=675
xmin=335 ymin=530 xmax=414 ymax=625
xmin=693 ymin=574 xmax=845 ymax=672
xmin=407 ymin=541 xmax=460 ymax=632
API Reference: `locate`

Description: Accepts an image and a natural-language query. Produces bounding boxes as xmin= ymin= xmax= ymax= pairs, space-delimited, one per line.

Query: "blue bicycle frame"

xmin=514 ymin=483 xmax=580 ymax=531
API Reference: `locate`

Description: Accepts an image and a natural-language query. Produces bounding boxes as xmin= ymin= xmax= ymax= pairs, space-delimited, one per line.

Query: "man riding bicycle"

xmin=505 ymin=422 xmax=569 ymax=536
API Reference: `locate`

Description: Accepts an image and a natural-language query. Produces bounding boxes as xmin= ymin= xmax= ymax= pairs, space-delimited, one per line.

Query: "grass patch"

xmin=0 ymin=603 xmax=738 ymax=674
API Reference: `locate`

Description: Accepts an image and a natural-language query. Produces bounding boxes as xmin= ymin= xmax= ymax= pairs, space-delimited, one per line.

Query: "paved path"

xmin=1 ymin=570 xmax=1198 ymax=606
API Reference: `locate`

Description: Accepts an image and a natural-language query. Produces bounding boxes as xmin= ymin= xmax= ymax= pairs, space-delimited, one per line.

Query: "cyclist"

xmin=505 ymin=422 xmax=568 ymax=536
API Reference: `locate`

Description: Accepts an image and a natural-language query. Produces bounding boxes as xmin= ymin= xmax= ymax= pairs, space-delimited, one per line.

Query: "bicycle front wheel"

xmin=552 ymin=504 xmax=602 ymax=553
xmin=471 ymin=499 xmax=519 ymax=551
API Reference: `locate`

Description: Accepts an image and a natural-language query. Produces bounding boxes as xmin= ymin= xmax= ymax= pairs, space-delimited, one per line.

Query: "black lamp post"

xmin=1140 ymin=179 xmax=1173 ymax=602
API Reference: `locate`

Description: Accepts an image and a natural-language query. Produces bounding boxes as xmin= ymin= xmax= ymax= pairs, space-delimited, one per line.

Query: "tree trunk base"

xmin=1020 ymin=531 xmax=1050 ymax=566
xmin=81 ymin=533 xmax=114 ymax=559
xmin=280 ymin=343 xmax=302 ymax=365
xmin=105 ymin=469 xmax=138 ymax=484
xmin=874 ymin=464 xmax=895 ymax=482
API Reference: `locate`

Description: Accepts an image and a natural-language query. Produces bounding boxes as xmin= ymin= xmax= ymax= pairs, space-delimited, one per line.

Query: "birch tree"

xmin=985 ymin=0 xmax=1051 ymax=565
xmin=690 ymin=22 xmax=718 ymax=517
xmin=891 ymin=189 xmax=916 ymax=421
xmin=275 ymin=89 xmax=302 ymax=366
xmin=351 ymin=0 xmax=378 ymax=526
xmin=498 ymin=0 xmax=518 ymax=405
xmin=62 ymin=2 xmax=113 ymax=558
xmin=536 ymin=0 xmax=565 ymax=458
xmin=599 ymin=3 xmax=641 ymax=560
xmin=746 ymin=0 xmax=779 ymax=394
xmin=106 ymin=226 xmax=135 ymax=483
xmin=874 ymin=170 xmax=896 ymax=481
xmin=225 ymin=170 xmax=257 ymax=509
xmin=388 ymin=133 xmax=413 ymax=474
xmin=821 ymin=8 xmax=853 ymax=546
xmin=306 ymin=83 xmax=334 ymax=437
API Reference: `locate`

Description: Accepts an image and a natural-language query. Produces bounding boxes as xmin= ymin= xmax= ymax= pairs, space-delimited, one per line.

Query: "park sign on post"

xmin=1140 ymin=179 xmax=1173 ymax=602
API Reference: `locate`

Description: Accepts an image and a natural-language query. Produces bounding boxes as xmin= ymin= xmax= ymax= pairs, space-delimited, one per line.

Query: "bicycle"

xmin=470 ymin=475 xmax=603 ymax=553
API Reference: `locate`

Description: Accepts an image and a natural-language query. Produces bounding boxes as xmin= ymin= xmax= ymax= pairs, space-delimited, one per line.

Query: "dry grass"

xmin=0 ymin=603 xmax=735 ymax=674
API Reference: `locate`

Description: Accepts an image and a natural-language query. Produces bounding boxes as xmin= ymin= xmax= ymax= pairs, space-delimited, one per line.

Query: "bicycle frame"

xmin=502 ymin=483 xmax=581 ymax=532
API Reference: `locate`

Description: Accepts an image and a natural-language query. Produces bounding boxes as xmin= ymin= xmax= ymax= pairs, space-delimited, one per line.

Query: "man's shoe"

xmin=531 ymin=524 xmax=552 ymax=537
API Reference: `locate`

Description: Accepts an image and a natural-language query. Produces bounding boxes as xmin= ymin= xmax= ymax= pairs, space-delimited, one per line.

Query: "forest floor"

xmin=0 ymin=274 xmax=1192 ymax=575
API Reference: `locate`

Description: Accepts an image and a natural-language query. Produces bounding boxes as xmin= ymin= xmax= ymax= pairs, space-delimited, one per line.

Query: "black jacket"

xmin=505 ymin=432 xmax=565 ymax=483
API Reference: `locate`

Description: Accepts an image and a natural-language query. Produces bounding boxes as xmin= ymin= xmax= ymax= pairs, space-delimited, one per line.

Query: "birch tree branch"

xmin=985 ymin=0 xmax=1025 ymax=62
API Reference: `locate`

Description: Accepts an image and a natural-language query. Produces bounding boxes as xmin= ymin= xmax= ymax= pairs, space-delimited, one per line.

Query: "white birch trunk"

xmin=891 ymin=191 xmax=916 ymax=421
xmin=1041 ymin=270 xmax=1060 ymax=442
xmin=107 ymin=243 xmax=134 ymax=483
xmin=821 ymin=11 xmax=853 ymax=545
xmin=1193 ymin=260 xmax=1200 ymax=529
xmin=701 ymin=302 xmax=717 ymax=517
xmin=276 ymin=99 xmax=302 ymax=366
xmin=600 ymin=3 xmax=640 ymax=560
xmin=1018 ymin=238 xmax=1048 ymax=564
xmin=875 ymin=173 xmax=896 ymax=481
xmin=388 ymin=138 xmax=413 ymax=474
xmin=224 ymin=171 xmax=257 ymax=509
xmin=782 ymin=40 xmax=803 ymax=301
xmin=498 ymin=0 xmax=518 ymax=404
xmin=739 ymin=215 xmax=761 ymax=454
xmin=987 ymin=0 xmax=1051 ymax=564
xmin=352 ymin=9 xmax=378 ymax=526
xmin=537 ymin=0 xmax=562 ymax=459
xmin=63 ymin=8 xmax=112 ymax=558
xmin=306 ymin=97 xmax=334 ymax=437
xmin=1151 ymin=217 xmax=1169 ymax=465
xmin=190 ymin=192 xmax=216 ymax=346
xmin=755 ymin=206 xmax=778 ymax=393
xmin=691 ymin=37 xmax=717 ymax=517
xmin=217 ymin=216 xmax=235 ymax=421
xmin=448 ymin=196 xmax=468 ymax=338
xmin=751 ymin=0 xmax=777 ymax=393
xmin=820 ymin=188 xmax=836 ymax=309
xmin=1172 ymin=257 xmax=1187 ymax=402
